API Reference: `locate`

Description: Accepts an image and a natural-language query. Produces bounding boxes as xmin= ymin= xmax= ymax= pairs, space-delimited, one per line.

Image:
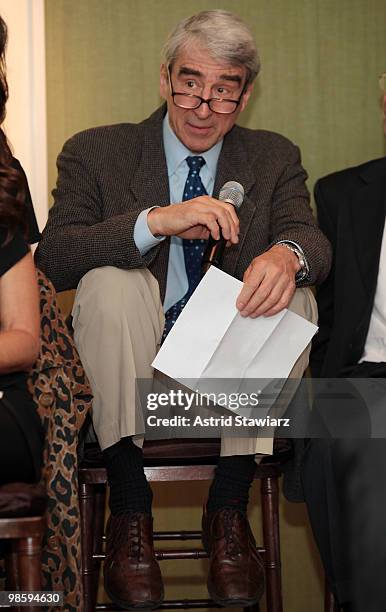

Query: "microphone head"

xmin=219 ymin=181 xmax=244 ymax=209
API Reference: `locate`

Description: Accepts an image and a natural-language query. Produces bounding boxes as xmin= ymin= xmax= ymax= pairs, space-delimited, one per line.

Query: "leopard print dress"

xmin=27 ymin=270 xmax=92 ymax=611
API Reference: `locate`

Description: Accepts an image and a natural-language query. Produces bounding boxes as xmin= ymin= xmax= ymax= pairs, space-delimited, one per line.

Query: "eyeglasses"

xmin=167 ymin=66 xmax=247 ymax=115
xmin=379 ymin=73 xmax=386 ymax=93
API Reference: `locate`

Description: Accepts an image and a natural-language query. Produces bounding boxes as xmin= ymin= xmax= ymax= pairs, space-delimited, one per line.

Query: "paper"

xmin=152 ymin=266 xmax=318 ymax=411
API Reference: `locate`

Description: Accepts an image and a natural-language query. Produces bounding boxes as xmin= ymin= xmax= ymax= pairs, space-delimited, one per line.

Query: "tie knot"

xmin=186 ymin=156 xmax=206 ymax=172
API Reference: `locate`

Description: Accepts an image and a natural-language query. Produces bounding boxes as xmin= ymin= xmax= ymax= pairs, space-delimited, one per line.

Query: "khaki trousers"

xmin=72 ymin=266 xmax=317 ymax=455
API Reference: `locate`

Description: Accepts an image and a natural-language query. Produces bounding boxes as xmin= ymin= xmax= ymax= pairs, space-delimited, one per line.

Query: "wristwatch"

xmin=278 ymin=242 xmax=309 ymax=282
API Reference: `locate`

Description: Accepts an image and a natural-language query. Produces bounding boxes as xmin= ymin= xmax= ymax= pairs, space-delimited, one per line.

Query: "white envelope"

xmin=152 ymin=266 xmax=318 ymax=414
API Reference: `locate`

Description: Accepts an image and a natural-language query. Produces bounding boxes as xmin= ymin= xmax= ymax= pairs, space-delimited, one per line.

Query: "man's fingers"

xmin=203 ymin=214 xmax=222 ymax=241
xmin=190 ymin=197 xmax=239 ymax=243
xmin=178 ymin=226 xmax=210 ymax=240
xmin=247 ymin=277 xmax=293 ymax=317
xmin=149 ymin=196 xmax=240 ymax=242
xmin=236 ymin=247 xmax=299 ymax=317
xmin=260 ymin=284 xmax=296 ymax=317
xmin=211 ymin=210 xmax=231 ymax=241
xmin=223 ymin=202 xmax=240 ymax=240
xmin=236 ymin=265 xmax=266 ymax=312
xmin=239 ymin=281 xmax=274 ymax=316
xmin=207 ymin=205 xmax=238 ymax=243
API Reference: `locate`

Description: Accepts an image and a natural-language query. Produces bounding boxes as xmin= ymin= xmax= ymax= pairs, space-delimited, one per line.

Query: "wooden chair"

xmin=79 ymin=438 xmax=292 ymax=612
xmin=0 ymin=482 xmax=46 ymax=612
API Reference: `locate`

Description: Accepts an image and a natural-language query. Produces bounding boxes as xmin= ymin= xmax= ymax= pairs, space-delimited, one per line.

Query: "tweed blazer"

xmin=36 ymin=106 xmax=331 ymax=294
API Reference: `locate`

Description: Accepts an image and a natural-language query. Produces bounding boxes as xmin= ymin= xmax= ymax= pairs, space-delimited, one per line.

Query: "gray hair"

xmin=163 ymin=10 xmax=261 ymax=86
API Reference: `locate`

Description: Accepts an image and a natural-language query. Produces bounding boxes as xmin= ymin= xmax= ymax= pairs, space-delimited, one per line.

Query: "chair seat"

xmin=0 ymin=482 xmax=47 ymax=519
xmin=80 ymin=438 xmax=292 ymax=469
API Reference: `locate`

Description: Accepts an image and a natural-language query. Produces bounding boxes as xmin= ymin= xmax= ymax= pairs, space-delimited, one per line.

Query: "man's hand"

xmin=147 ymin=196 xmax=239 ymax=244
xmin=236 ymin=244 xmax=301 ymax=317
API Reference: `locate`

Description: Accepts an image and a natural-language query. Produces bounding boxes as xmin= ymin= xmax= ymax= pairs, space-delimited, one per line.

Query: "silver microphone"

xmin=219 ymin=181 xmax=244 ymax=209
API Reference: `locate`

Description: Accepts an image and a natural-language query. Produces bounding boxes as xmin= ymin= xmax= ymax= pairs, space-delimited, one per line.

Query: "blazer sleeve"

xmin=268 ymin=143 xmax=332 ymax=286
xmin=35 ymin=134 xmax=151 ymax=291
xmin=309 ymin=178 xmax=336 ymax=377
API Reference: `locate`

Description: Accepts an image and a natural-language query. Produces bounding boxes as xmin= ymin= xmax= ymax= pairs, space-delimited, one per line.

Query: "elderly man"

xmin=37 ymin=10 xmax=330 ymax=610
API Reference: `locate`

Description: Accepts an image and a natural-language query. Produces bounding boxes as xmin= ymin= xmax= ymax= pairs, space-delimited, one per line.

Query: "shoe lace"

xmin=222 ymin=509 xmax=243 ymax=557
xmin=127 ymin=513 xmax=145 ymax=561
xmin=108 ymin=513 xmax=145 ymax=562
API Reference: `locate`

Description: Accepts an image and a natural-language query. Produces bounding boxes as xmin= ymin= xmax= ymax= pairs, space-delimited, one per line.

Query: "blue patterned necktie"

xmin=162 ymin=156 xmax=207 ymax=340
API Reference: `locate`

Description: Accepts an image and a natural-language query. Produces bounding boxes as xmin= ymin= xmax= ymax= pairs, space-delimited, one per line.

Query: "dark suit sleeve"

xmin=35 ymin=134 xmax=148 ymax=291
xmin=309 ymin=179 xmax=336 ymax=377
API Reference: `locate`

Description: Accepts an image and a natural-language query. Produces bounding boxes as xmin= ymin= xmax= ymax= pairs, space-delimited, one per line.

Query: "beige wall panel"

xmin=1 ymin=0 xmax=48 ymax=231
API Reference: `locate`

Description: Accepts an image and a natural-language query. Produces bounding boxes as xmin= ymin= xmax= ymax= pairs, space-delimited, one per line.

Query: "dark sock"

xmin=207 ymin=454 xmax=256 ymax=514
xmin=103 ymin=437 xmax=153 ymax=515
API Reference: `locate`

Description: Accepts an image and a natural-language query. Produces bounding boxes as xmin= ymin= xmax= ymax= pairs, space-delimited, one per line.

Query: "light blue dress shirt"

xmin=133 ymin=114 xmax=223 ymax=312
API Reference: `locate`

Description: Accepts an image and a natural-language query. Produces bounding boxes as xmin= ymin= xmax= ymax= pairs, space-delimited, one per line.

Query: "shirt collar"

xmin=163 ymin=112 xmax=223 ymax=182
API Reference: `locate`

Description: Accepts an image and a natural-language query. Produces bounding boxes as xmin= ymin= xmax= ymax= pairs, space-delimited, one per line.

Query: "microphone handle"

xmin=201 ymin=235 xmax=227 ymax=275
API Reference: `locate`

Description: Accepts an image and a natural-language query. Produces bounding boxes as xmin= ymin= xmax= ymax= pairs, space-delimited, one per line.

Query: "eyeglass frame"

xmin=167 ymin=65 xmax=249 ymax=115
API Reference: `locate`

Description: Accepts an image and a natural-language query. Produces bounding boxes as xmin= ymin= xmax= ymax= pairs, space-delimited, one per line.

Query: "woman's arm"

xmin=0 ymin=251 xmax=40 ymax=373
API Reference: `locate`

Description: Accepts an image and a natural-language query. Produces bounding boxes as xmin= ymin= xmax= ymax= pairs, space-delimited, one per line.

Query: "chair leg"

xmin=261 ymin=476 xmax=283 ymax=612
xmin=325 ymin=577 xmax=340 ymax=611
xmin=80 ymin=480 xmax=98 ymax=612
xmin=5 ymin=545 xmax=21 ymax=612
xmin=92 ymin=484 xmax=107 ymax=602
xmin=14 ymin=536 xmax=42 ymax=612
xmin=5 ymin=546 xmax=18 ymax=590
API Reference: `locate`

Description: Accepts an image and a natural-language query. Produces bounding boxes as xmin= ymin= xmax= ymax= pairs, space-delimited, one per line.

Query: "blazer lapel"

xmin=128 ymin=106 xmax=171 ymax=299
xmin=129 ymin=106 xmax=170 ymax=208
xmin=350 ymin=160 xmax=386 ymax=296
xmin=214 ymin=126 xmax=258 ymax=275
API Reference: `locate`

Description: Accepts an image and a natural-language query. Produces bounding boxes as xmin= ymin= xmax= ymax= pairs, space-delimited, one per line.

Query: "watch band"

xmin=277 ymin=242 xmax=309 ymax=282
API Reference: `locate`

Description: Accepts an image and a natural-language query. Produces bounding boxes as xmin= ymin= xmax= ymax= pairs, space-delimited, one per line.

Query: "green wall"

xmin=45 ymin=1 xmax=386 ymax=610
xmin=45 ymin=0 xmax=386 ymax=201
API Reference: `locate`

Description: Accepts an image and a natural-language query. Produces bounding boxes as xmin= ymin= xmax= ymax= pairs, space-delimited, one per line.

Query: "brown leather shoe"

xmin=202 ymin=506 xmax=265 ymax=607
xmin=104 ymin=512 xmax=164 ymax=610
